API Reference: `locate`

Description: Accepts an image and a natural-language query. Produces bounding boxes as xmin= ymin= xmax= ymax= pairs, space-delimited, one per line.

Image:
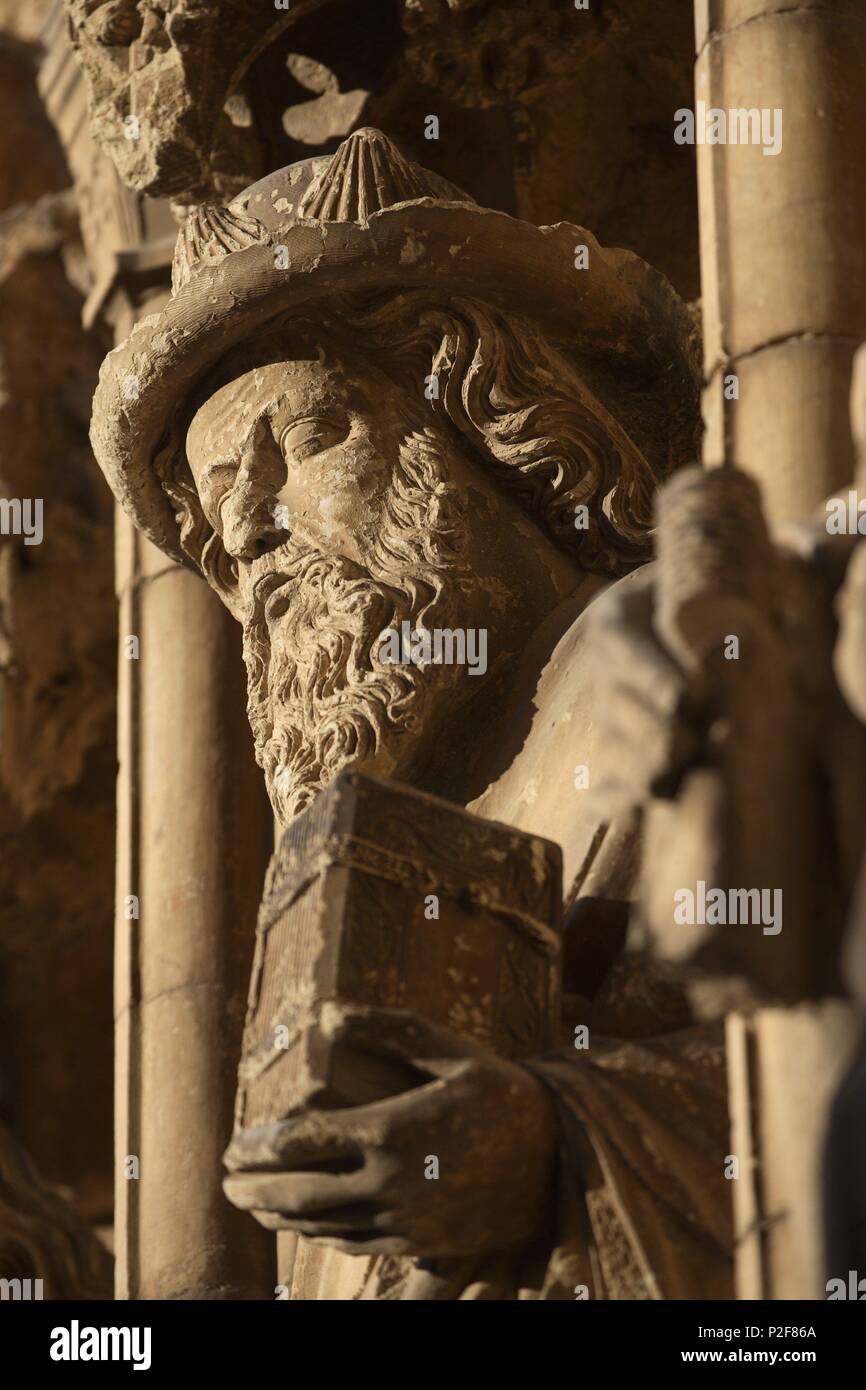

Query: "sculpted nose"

xmin=223 ymin=419 xmax=289 ymax=560
xmin=223 ymin=497 xmax=285 ymax=561
xmin=238 ymin=416 xmax=287 ymax=490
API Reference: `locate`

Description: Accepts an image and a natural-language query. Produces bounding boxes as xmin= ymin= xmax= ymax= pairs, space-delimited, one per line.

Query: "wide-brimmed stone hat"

xmin=90 ymin=127 xmax=699 ymax=569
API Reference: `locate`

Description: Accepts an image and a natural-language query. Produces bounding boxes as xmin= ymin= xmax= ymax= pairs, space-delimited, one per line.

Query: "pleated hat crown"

xmin=172 ymin=127 xmax=474 ymax=292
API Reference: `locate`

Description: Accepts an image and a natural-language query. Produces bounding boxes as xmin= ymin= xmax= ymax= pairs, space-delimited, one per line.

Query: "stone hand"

xmin=223 ymin=1004 xmax=557 ymax=1258
xmin=587 ymin=564 xmax=701 ymax=816
xmin=588 ymin=550 xmax=818 ymax=816
xmin=588 ymin=532 xmax=841 ymax=997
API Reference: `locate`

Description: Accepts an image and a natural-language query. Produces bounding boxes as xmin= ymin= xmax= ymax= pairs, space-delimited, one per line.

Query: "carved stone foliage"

xmin=64 ymin=0 xmax=404 ymax=205
xmin=64 ymin=0 xmax=304 ymax=201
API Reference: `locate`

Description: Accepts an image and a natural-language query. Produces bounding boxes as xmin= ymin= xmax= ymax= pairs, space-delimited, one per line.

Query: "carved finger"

xmin=224 ymin=1168 xmax=379 ymax=1217
xmin=248 ymin=1210 xmax=394 ymax=1246
xmin=593 ymin=627 xmax=683 ymax=705
xmin=320 ymin=1001 xmax=485 ymax=1073
xmin=591 ymin=569 xmax=685 ymax=695
xmin=594 ymin=692 xmax=683 ymax=756
xmin=223 ymin=1115 xmax=363 ymax=1173
xmin=590 ymin=564 xmax=657 ymax=634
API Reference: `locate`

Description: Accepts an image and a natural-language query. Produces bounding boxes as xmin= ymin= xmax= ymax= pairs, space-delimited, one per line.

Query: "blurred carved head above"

xmin=401 ymin=0 xmax=616 ymax=107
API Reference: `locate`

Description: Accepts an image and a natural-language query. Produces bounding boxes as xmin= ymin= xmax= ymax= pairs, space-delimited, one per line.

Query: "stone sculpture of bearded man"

xmin=90 ymin=128 xmax=731 ymax=1300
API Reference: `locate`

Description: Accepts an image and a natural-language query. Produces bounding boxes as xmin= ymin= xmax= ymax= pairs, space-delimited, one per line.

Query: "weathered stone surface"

xmin=0 ymin=1120 xmax=112 ymax=1298
xmin=35 ymin=12 xmax=278 ymax=1301
xmin=0 ymin=197 xmax=114 ymax=816
xmin=0 ymin=188 xmax=115 ymax=1225
xmin=0 ymin=30 xmax=68 ymax=212
xmin=90 ymin=127 xmax=698 ymax=594
xmin=696 ymin=0 xmax=866 ymax=518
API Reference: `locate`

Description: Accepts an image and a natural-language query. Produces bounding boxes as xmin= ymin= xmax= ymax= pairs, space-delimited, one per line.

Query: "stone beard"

xmin=242 ymin=420 xmax=475 ymax=823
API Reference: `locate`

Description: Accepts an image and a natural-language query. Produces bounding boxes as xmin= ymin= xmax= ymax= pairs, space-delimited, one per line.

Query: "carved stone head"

xmin=90 ymin=128 xmax=699 ymax=821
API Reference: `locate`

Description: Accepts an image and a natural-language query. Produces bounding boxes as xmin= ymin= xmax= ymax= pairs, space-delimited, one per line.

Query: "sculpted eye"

xmin=196 ymin=461 xmax=238 ymax=529
xmin=280 ymin=417 xmax=345 ymax=462
xmin=202 ymin=459 xmax=237 ymax=501
xmin=204 ymin=462 xmax=237 ymax=487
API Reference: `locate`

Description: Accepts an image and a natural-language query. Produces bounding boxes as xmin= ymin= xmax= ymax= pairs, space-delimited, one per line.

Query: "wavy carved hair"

xmin=154 ymin=288 xmax=665 ymax=598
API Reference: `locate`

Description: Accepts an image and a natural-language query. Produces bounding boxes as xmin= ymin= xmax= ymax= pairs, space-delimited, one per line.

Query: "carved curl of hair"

xmin=154 ymin=289 xmax=664 ymax=592
xmin=333 ymin=290 xmax=662 ymax=575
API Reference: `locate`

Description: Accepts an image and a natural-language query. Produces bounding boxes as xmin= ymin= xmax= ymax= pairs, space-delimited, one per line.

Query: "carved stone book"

xmin=235 ymin=771 xmax=562 ymax=1130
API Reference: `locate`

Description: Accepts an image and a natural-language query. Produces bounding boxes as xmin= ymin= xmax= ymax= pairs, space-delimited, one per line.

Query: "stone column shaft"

xmin=696 ymin=0 xmax=866 ymax=516
xmin=115 ymin=509 xmax=275 ymax=1299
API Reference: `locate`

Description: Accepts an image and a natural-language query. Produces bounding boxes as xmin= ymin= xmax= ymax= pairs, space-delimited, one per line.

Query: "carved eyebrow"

xmin=278 ymin=414 xmax=346 ymax=453
xmin=279 ymin=414 xmax=343 ymax=438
